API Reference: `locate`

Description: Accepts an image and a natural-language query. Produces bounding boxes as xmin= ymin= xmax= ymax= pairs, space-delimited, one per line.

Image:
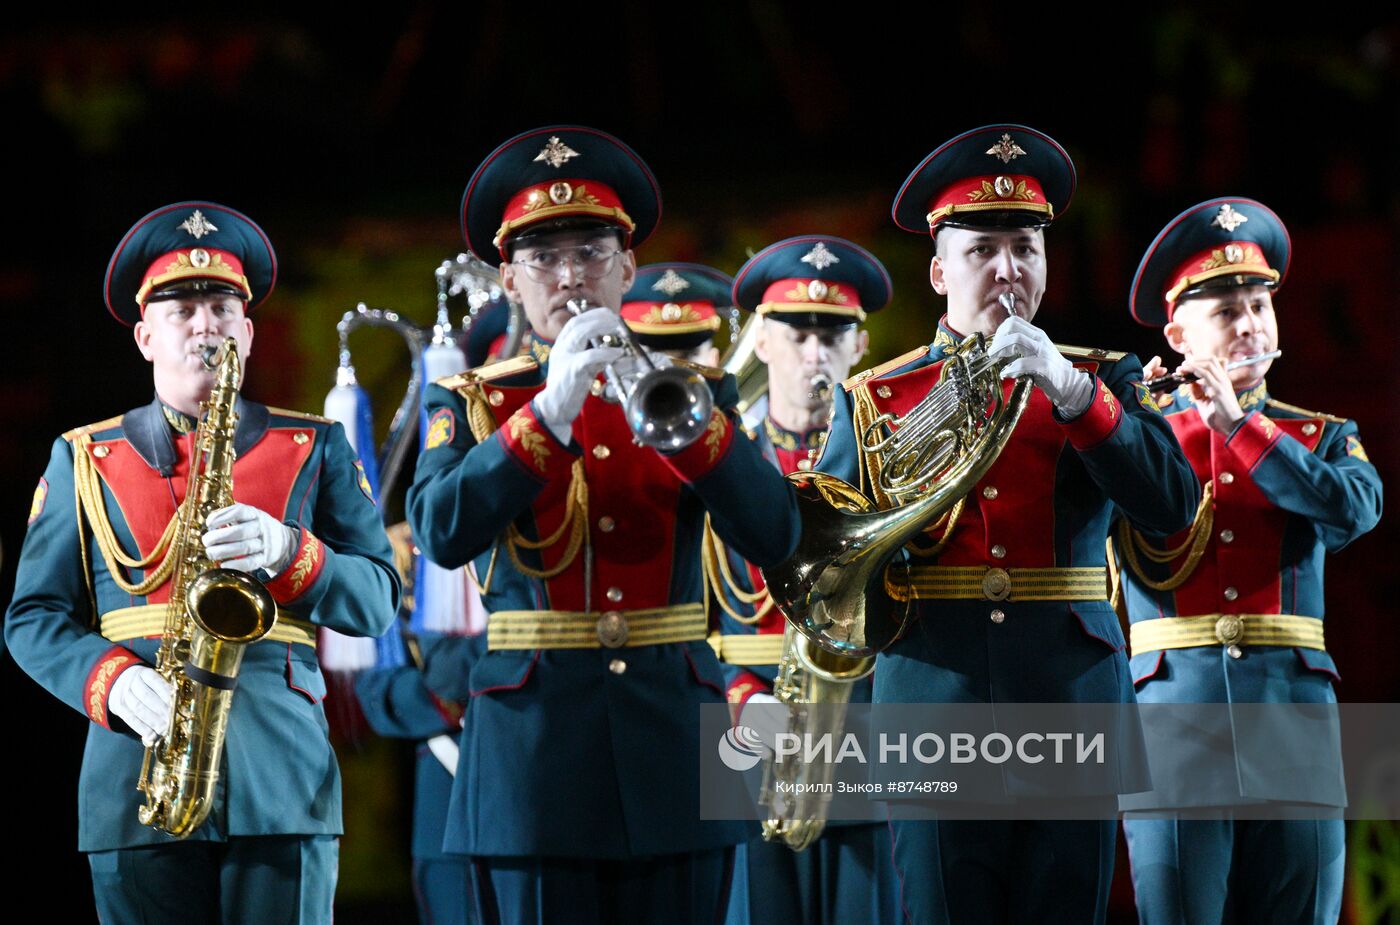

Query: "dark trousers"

xmin=413 ymin=856 xmax=477 ymax=925
xmin=725 ymin=823 xmax=898 ymax=925
xmin=88 ymin=835 xmax=338 ymax=925
xmin=1123 ymin=815 xmax=1345 ymax=925
xmin=470 ymin=848 xmax=734 ymax=925
xmin=887 ymin=818 xmax=1116 ymax=925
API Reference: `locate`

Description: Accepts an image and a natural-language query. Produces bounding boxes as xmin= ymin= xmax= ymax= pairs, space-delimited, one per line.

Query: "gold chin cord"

xmin=137 ymin=336 xmax=278 ymax=838
xmin=761 ymin=331 xmax=1032 ymax=659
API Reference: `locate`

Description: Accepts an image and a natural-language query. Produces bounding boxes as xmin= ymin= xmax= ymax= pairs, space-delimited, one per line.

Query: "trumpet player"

xmin=1117 ymin=198 xmax=1381 ymax=924
xmin=4 ymin=202 xmax=400 ymax=924
xmin=809 ymin=125 xmax=1199 ymax=924
xmin=709 ymin=236 xmax=898 ymax=924
xmin=406 ymin=126 xmax=799 ymax=925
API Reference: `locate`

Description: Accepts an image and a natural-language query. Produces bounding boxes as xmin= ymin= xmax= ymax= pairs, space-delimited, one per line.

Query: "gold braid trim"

xmin=848 ymin=383 xmax=885 ymax=506
xmin=457 ymin=384 xmax=589 ymax=582
xmin=72 ymin=434 xmax=181 ymax=596
xmin=504 ymin=459 xmax=589 ymax=579
xmin=1115 ymin=480 xmax=1216 ymax=592
xmin=701 ymin=514 xmax=774 ymax=625
xmin=905 ymin=497 xmax=966 ymax=558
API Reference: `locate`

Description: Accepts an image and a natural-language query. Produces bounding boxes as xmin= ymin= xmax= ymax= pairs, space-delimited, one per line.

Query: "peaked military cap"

xmin=460 ymin=125 xmax=662 ymax=266
xmin=892 ymin=124 xmax=1076 ymax=235
xmin=621 ymin=263 xmax=732 ymax=351
xmin=1130 ymin=197 xmax=1291 ymax=327
xmin=733 ymin=236 xmax=891 ymax=328
xmin=104 ymin=201 xmax=277 ymax=326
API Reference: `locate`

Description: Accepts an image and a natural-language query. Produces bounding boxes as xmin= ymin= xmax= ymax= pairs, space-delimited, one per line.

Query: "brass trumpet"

xmin=566 ymin=298 xmax=714 ymax=450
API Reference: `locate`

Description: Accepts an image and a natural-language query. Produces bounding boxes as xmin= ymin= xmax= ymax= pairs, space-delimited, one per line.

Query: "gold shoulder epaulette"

xmin=1056 ymin=344 xmax=1129 ymax=363
xmin=267 ymin=407 xmax=334 ymax=425
xmin=842 ymin=346 xmax=930 ymax=391
xmin=62 ymin=415 xmax=124 ymax=442
xmin=1265 ymin=398 xmax=1347 ymax=424
xmin=437 ymin=355 xmax=539 ymax=392
xmin=669 ymin=357 xmax=725 ymax=380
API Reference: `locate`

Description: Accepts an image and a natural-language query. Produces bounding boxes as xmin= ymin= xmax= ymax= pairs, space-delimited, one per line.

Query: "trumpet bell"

xmin=624 ymin=365 xmax=715 ymax=452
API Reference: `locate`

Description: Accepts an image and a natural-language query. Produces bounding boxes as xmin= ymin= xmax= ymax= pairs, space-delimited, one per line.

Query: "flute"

xmin=1144 ymin=350 xmax=1282 ymax=393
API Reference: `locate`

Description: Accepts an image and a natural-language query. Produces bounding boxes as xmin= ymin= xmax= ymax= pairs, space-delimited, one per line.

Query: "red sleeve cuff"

xmin=660 ymin=408 xmax=735 ymax=482
xmin=1225 ymin=411 xmax=1283 ymax=471
xmin=265 ymin=528 xmax=327 ymax=603
xmin=495 ymin=402 xmax=576 ymax=482
xmin=429 ymin=691 xmax=464 ymax=728
xmin=85 ymin=645 xmax=142 ymax=729
xmin=726 ymin=671 xmax=768 ymax=708
xmin=1060 ymin=377 xmax=1124 ymax=450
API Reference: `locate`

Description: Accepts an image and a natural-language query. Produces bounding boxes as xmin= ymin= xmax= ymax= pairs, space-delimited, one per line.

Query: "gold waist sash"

xmin=1130 ymin=613 xmax=1325 ymax=657
xmin=707 ymin=631 xmax=785 ymax=666
xmin=886 ymin=565 xmax=1109 ymax=603
xmin=100 ymin=604 xmax=317 ymax=648
xmin=487 ymin=603 xmax=707 ymax=651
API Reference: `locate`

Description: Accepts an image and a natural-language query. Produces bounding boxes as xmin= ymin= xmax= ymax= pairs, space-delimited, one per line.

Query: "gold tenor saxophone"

xmin=138 ymin=337 xmax=278 ymax=837
xmin=760 ymin=622 xmax=874 ymax=850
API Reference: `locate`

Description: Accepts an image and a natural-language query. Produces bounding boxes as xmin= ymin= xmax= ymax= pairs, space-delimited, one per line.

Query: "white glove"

xmin=989 ymin=315 xmax=1095 ymax=417
xmin=108 ymin=665 xmax=173 ymax=746
xmin=533 ymin=307 xmax=627 ymax=444
xmin=203 ymin=503 xmax=297 ymax=577
xmin=740 ymin=692 xmax=791 ymax=755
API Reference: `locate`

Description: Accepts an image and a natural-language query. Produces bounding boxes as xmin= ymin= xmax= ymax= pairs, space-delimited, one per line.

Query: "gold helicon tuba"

xmin=762 ymin=314 xmax=1032 ymax=659
xmin=138 ymin=337 xmax=278 ymax=837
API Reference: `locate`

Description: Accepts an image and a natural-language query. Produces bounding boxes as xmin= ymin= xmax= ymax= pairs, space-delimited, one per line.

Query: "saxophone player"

xmin=810 ymin=126 xmax=1200 ymax=923
xmin=5 ymin=202 xmax=400 ymax=924
xmin=707 ymin=237 xmax=900 ymax=924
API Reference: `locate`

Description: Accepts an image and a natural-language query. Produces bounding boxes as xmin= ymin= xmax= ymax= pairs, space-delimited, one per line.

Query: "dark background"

xmin=2 ymin=7 xmax=1397 ymax=922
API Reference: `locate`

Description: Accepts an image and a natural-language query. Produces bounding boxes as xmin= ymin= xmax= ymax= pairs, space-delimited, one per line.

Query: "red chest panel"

xmin=87 ymin=428 xmax=318 ymax=603
xmin=1164 ymin=410 xmax=1325 ymax=616
xmin=482 ymin=379 xmax=684 ymax=611
xmin=864 ymin=360 xmax=1099 ymax=567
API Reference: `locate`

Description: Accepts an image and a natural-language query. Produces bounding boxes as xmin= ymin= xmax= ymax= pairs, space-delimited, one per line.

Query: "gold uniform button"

xmin=876 ymin=385 xmax=892 ymax=399
xmin=1219 ymin=472 xmax=1234 ymax=485
xmin=982 ymin=486 xmax=998 ymax=500
xmin=990 ymin=609 xmax=1006 ymax=624
xmin=598 ymin=516 xmax=616 ymax=533
xmin=606 ymin=587 xmax=623 ymax=603
xmin=1223 ymin=587 xmax=1239 ymax=602
xmin=92 ymin=445 xmax=110 ymax=458
xmin=991 ymin=544 xmax=1007 ymax=559
xmin=609 ymin=658 xmax=627 ymax=675
xmin=592 ymin=445 xmax=611 ymax=459
xmin=590 ymin=379 xmax=607 ymax=397
xmin=1219 ymin=529 xmax=1235 ymax=543
xmin=293 ymin=432 xmax=309 ymax=445
xmin=488 ymin=390 xmax=505 ymax=406
xmin=797 ymin=458 xmax=813 ymax=470
xmin=1302 ymin=423 xmax=1317 ymax=436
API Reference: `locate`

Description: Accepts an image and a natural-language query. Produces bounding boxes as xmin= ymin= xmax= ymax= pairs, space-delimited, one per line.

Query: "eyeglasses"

xmin=511 ymin=243 xmax=623 ymax=281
